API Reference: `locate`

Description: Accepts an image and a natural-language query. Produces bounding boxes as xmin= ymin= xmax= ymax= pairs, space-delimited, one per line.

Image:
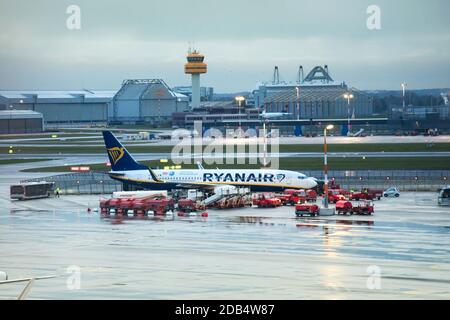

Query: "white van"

xmin=438 ymin=186 xmax=450 ymax=206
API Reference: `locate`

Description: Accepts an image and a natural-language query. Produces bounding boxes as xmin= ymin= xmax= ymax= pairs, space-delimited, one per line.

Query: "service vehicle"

xmin=131 ymin=196 xmax=174 ymax=216
xmin=275 ymin=189 xmax=306 ymax=205
xmin=10 ymin=182 xmax=54 ymax=200
xmin=252 ymin=193 xmax=282 ymax=208
xmin=177 ymin=198 xmax=206 ymax=213
xmin=383 ymin=187 xmax=400 ymax=198
xmin=306 ymin=189 xmax=318 ymax=202
xmin=350 ymin=188 xmax=382 ymax=201
xmin=328 ymin=189 xmax=347 ymax=203
xmin=438 ymin=186 xmax=450 ymax=206
xmin=336 ymin=200 xmax=374 ymax=215
xmin=295 ymin=203 xmax=320 ymax=217
xmin=100 ymin=195 xmax=174 ymax=216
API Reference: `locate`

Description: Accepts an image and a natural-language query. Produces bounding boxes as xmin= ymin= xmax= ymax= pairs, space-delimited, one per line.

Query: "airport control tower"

xmin=184 ymin=49 xmax=207 ymax=110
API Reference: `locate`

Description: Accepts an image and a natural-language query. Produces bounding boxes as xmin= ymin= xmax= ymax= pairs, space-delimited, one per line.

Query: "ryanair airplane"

xmin=102 ymin=131 xmax=317 ymax=192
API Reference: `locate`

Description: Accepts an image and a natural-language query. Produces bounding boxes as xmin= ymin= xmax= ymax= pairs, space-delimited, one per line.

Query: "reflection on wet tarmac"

xmin=1 ymin=192 xmax=450 ymax=299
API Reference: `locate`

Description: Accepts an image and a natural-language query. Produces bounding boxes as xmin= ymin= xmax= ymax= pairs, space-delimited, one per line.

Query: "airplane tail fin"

xmin=102 ymin=131 xmax=148 ymax=171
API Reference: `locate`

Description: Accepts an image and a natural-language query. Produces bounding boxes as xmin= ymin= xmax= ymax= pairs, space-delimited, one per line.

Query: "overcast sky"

xmin=1 ymin=0 xmax=449 ymax=92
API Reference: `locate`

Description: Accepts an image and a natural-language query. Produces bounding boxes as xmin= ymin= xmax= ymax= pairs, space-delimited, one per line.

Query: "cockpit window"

xmin=298 ymin=176 xmax=306 ymax=179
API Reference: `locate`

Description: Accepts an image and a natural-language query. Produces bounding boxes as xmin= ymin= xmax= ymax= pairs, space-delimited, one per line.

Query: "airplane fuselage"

xmin=109 ymin=169 xmax=317 ymax=192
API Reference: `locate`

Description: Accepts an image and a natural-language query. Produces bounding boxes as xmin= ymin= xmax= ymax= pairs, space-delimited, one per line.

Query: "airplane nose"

xmin=307 ymin=178 xmax=318 ymax=189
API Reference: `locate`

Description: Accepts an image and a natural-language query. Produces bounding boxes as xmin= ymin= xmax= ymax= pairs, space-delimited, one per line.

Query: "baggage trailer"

xmin=100 ymin=195 xmax=174 ymax=216
xmin=132 ymin=197 xmax=174 ymax=216
xmin=177 ymin=198 xmax=206 ymax=213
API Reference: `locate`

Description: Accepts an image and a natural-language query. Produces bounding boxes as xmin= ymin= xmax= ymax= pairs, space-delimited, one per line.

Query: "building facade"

xmin=253 ymin=66 xmax=374 ymax=119
xmin=0 ymin=90 xmax=114 ymax=125
xmin=0 ymin=110 xmax=43 ymax=134
xmin=0 ymin=79 xmax=189 ymax=126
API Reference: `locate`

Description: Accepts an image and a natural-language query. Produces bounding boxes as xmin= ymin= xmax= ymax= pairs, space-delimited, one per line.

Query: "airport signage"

xmin=71 ymin=166 xmax=90 ymax=172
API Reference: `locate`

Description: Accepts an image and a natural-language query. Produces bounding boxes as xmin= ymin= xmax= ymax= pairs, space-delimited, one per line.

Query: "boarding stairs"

xmin=202 ymin=187 xmax=251 ymax=208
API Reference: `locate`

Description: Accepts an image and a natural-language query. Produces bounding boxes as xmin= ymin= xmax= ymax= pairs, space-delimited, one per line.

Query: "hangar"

xmin=253 ymin=65 xmax=374 ymax=119
xmin=0 ymin=90 xmax=114 ymax=126
xmin=110 ymin=79 xmax=189 ymax=124
xmin=0 ymin=110 xmax=43 ymax=134
xmin=0 ymin=79 xmax=189 ymax=127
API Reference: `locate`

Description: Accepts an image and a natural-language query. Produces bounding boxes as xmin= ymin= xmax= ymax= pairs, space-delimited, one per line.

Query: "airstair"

xmin=202 ymin=187 xmax=251 ymax=208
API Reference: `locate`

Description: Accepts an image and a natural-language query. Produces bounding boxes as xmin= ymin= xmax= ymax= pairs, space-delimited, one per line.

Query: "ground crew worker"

xmin=55 ymin=187 xmax=60 ymax=198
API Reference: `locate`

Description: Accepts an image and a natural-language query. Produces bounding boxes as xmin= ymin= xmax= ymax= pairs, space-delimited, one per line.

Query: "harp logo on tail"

xmin=107 ymin=147 xmax=125 ymax=165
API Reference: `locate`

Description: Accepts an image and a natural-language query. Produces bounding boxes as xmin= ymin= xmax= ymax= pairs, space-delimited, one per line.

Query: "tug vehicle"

xmin=295 ymin=203 xmax=320 ymax=217
xmin=328 ymin=189 xmax=347 ymax=203
xmin=350 ymin=188 xmax=382 ymax=201
xmin=252 ymin=193 xmax=282 ymax=208
xmin=336 ymin=200 xmax=374 ymax=215
xmin=275 ymin=189 xmax=306 ymax=205
xmin=306 ymin=189 xmax=318 ymax=202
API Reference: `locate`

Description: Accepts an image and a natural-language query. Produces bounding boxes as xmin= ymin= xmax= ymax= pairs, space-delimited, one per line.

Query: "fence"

xmin=22 ymin=172 xmax=122 ymax=195
xmin=304 ymin=170 xmax=449 ymax=192
xmin=20 ymin=170 xmax=449 ymax=195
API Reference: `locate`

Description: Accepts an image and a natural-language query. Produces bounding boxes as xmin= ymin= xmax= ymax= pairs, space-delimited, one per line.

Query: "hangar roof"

xmin=0 ymin=85 xmax=188 ymax=104
xmin=0 ymin=90 xmax=116 ymax=103
xmin=0 ymin=110 xmax=43 ymax=119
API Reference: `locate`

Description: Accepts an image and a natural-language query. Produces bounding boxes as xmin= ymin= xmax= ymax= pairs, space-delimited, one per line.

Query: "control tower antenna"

xmin=324 ymin=65 xmax=330 ymax=83
xmin=273 ymin=66 xmax=280 ymax=85
xmin=298 ymin=65 xmax=304 ymax=83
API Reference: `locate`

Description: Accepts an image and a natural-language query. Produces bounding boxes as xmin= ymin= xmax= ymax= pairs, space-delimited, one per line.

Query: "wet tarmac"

xmin=1 ymin=190 xmax=449 ymax=300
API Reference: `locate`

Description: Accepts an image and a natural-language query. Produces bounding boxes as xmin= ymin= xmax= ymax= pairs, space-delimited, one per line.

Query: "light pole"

xmin=8 ymin=105 xmax=13 ymax=134
xmin=235 ymin=96 xmax=245 ymax=130
xmin=323 ymin=124 xmax=334 ymax=208
xmin=401 ymin=83 xmax=407 ymax=113
xmin=263 ymin=119 xmax=267 ymax=167
xmin=343 ymin=93 xmax=354 ymax=136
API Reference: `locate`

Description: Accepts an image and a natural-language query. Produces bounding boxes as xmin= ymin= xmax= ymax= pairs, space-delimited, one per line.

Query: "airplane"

xmin=0 ymin=270 xmax=56 ymax=300
xmin=102 ymin=131 xmax=317 ymax=193
xmin=260 ymin=110 xmax=293 ymax=119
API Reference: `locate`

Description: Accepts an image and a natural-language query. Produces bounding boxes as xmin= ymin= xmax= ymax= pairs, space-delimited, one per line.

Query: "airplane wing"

xmin=172 ymin=183 xmax=216 ymax=191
